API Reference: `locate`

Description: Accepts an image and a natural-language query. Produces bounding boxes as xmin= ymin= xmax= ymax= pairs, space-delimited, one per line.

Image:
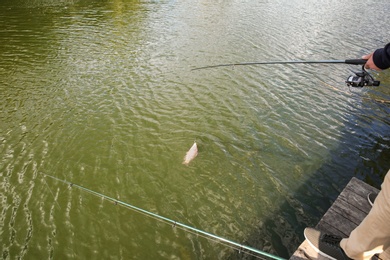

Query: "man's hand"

xmin=362 ymin=53 xmax=381 ymax=71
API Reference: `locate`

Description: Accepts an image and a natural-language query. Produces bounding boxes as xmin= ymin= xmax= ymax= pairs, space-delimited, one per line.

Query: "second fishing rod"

xmin=192 ymin=58 xmax=380 ymax=87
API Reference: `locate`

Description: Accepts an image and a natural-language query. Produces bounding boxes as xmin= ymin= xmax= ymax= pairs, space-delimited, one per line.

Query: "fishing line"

xmin=41 ymin=173 xmax=286 ymax=260
xmin=320 ymin=80 xmax=390 ymax=104
xmin=42 ymin=175 xmax=61 ymax=210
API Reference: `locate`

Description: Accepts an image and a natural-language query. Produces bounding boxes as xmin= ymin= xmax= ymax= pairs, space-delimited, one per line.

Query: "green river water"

xmin=1 ymin=0 xmax=390 ymax=259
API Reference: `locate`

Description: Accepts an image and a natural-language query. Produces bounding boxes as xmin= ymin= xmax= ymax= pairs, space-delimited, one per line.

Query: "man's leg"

xmin=340 ymin=171 xmax=390 ymax=260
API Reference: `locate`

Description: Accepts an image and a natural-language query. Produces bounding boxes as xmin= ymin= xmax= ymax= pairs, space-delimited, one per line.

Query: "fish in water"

xmin=183 ymin=142 xmax=198 ymax=165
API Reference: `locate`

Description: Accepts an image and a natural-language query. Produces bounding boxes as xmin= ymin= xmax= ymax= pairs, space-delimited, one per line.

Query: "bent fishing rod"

xmin=192 ymin=58 xmax=380 ymax=87
xmin=42 ymin=173 xmax=286 ymax=260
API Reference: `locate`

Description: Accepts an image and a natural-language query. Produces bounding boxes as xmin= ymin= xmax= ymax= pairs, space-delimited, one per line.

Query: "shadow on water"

xmin=229 ymin=83 xmax=390 ymax=259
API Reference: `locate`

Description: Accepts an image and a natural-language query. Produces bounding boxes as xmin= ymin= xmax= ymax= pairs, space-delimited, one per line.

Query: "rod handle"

xmin=345 ymin=59 xmax=367 ymax=65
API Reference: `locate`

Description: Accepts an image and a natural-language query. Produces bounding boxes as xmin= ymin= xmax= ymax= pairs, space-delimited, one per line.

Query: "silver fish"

xmin=183 ymin=142 xmax=198 ymax=165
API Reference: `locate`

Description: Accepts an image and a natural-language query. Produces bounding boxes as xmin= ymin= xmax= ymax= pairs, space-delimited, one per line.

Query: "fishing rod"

xmin=42 ymin=173 xmax=286 ymax=260
xmin=192 ymin=58 xmax=380 ymax=87
xmin=191 ymin=59 xmax=368 ymax=70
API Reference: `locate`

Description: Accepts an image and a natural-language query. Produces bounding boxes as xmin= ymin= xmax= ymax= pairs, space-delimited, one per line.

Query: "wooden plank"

xmin=318 ymin=206 xmax=359 ymax=237
xmin=316 ymin=220 xmax=346 ymax=237
xmin=290 ymin=177 xmax=380 ymax=260
xmin=338 ymin=184 xmax=377 ymax=214
xmin=331 ymin=199 xmax=367 ymax=225
xmin=289 ymin=240 xmax=329 ymax=260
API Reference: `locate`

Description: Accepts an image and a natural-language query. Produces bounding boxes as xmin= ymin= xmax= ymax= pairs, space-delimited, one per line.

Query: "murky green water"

xmin=1 ymin=0 xmax=390 ymax=259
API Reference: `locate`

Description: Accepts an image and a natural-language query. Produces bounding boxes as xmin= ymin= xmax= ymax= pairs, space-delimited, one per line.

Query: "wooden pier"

xmin=290 ymin=177 xmax=380 ymax=260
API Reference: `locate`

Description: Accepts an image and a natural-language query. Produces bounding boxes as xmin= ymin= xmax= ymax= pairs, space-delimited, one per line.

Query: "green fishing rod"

xmin=192 ymin=58 xmax=380 ymax=87
xmin=42 ymin=173 xmax=286 ymax=260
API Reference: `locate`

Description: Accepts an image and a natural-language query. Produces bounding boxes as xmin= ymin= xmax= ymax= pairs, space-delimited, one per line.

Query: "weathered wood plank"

xmin=316 ymin=220 xmax=346 ymax=237
xmin=331 ymin=199 xmax=367 ymax=225
xmin=338 ymin=184 xmax=377 ymax=214
xmin=289 ymin=240 xmax=330 ymax=260
xmin=290 ymin=177 xmax=380 ymax=260
xmin=318 ymin=206 xmax=358 ymax=237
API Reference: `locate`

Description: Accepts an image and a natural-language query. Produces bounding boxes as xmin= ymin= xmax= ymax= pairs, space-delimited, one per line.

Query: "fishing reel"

xmin=346 ymin=65 xmax=380 ymax=87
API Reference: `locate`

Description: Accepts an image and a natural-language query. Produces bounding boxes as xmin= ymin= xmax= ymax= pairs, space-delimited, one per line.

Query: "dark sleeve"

xmin=373 ymin=43 xmax=390 ymax=70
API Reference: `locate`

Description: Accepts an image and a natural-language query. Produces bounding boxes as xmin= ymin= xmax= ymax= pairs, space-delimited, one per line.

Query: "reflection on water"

xmin=1 ymin=0 xmax=390 ymax=259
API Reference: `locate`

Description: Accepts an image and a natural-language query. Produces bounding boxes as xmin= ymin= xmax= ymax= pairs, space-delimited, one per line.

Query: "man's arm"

xmin=363 ymin=43 xmax=390 ymax=71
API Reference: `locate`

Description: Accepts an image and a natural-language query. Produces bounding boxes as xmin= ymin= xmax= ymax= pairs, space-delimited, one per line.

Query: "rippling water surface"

xmin=1 ymin=0 xmax=390 ymax=259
